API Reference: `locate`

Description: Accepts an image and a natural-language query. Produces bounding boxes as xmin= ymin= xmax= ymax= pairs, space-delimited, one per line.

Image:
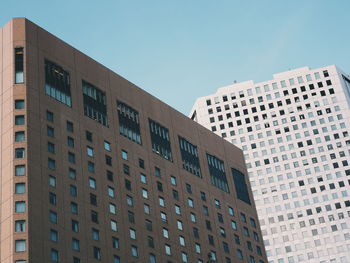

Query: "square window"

xmin=15 ymin=131 xmax=25 ymax=142
xmin=15 ymin=100 xmax=25 ymax=110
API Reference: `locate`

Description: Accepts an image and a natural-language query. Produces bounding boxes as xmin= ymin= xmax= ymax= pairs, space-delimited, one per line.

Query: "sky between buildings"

xmin=1 ymin=0 xmax=349 ymax=114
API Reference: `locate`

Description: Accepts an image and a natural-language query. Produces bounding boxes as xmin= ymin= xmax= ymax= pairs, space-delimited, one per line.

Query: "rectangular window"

xmin=82 ymin=80 xmax=108 ymax=126
xmin=15 ymin=47 xmax=24 ymax=84
xmin=15 ymin=100 xmax=25 ymax=109
xmin=15 ymin=220 xmax=26 ymax=233
xmin=117 ymin=101 xmax=142 ymax=144
xmin=206 ymin=153 xmax=229 ymax=192
xmin=45 ymin=60 xmax=71 ymax=107
xmin=178 ymin=136 xmax=201 ymax=177
xmin=15 ymin=131 xmax=25 ymax=142
xmin=149 ymin=119 xmax=172 ymax=161
xmin=232 ymin=168 xmax=251 ymax=205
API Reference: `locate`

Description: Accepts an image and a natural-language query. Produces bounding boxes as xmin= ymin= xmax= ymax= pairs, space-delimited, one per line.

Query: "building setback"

xmin=0 ymin=18 xmax=267 ymax=263
xmin=190 ymin=66 xmax=350 ymax=263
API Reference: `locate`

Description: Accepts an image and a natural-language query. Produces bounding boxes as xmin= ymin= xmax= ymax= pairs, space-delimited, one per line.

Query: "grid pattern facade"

xmin=191 ymin=66 xmax=350 ymax=263
xmin=0 ymin=18 xmax=267 ymax=263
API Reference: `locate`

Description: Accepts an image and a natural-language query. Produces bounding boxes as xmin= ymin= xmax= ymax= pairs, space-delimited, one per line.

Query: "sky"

xmin=1 ymin=0 xmax=349 ymax=114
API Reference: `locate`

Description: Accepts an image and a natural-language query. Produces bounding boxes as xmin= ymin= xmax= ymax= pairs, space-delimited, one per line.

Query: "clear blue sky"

xmin=1 ymin=0 xmax=349 ymax=114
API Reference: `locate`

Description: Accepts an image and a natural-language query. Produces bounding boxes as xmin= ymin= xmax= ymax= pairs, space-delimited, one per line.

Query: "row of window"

xmin=205 ymin=69 xmax=331 ymax=106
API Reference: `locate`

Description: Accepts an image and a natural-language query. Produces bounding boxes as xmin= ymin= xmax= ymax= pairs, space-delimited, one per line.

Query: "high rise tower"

xmin=191 ymin=66 xmax=350 ymax=263
xmin=0 ymin=18 xmax=266 ymax=263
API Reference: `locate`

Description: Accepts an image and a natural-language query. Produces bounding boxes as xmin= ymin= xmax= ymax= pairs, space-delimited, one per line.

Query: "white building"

xmin=190 ymin=65 xmax=350 ymax=263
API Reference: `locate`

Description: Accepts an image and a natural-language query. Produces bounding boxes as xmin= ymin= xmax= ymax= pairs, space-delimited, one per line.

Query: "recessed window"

xmin=15 ymin=131 xmax=25 ymax=142
xmin=87 ymin=146 xmax=94 ymax=157
xmin=15 ymin=148 xmax=25 ymax=159
xmin=104 ymin=141 xmax=111 ymax=151
xmin=149 ymin=119 xmax=172 ymax=161
xmin=46 ymin=110 xmax=54 ymax=122
xmin=117 ymin=101 xmax=142 ymax=144
xmin=83 ymin=80 xmax=108 ymax=126
xmin=15 ymin=239 xmax=26 ymax=252
xmin=140 ymin=173 xmax=147 ymax=184
xmin=15 ymin=100 xmax=25 ymax=109
xmin=121 ymin=150 xmax=128 ymax=160
xmin=14 ymin=47 xmax=24 ymax=84
xmin=15 ymin=220 xmax=26 ymax=232
xmin=15 ymin=183 xmax=25 ymax=194
xmin=86 ymin=130 xmax=93 ymax=142
xmin=15 ymin=165 xmax=25 ymax=176
xmin=15 ymin=115 xmax=25 ymax=125
xmin=50 ymin=249 xmax=59 ymax=262
xmin=111 ymin=220 xmax=118 ymax=231
xmin=50 ymin=229 xmax=58 ymax=242
xmin=45 ymin=60 xmax=71 ymax=107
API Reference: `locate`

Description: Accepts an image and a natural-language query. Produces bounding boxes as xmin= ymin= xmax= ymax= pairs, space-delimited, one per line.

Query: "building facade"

xmin=190 ymin=66 xmax=350 ymax=263
xmin=0 ymin=18 xmax=267 ymax=263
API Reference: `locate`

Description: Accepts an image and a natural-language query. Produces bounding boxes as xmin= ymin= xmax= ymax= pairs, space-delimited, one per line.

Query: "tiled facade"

xmin=190 ymin=66 xmax=350 ymax=263
xmin=0 ymin=18 xmax=267 ymax=263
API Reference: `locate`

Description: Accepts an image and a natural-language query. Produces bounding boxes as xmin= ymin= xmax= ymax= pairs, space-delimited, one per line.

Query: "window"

xmin=207 ymin=153 xmax=229 ymax=192
xmin=51 ymin=249 xmax=58 ymax=262
xmin=140 ymin=173 xmax=147 ymax=184
xmin=87 ymin=146 xmax=94 ymax=157
xmin=91 ymin=210 xmax=98 ymax=223
xmin=15 ymin=115 xmax=25 ymax=125
xmin=70 ymin=202 xmax=78 ymax=214
xmin=121 ymin=150 xmax=128 ymax=160
xmin=15 ymin=100 xmax=25 ymax=109
xmin=48 ymin=158 xmax=56 ymax=170
xmin=67 ymin=138 xmax=76 ymax=149
xmin=49 ymin=210 xmax=57 ymax=223
xmin=86 ymin=130 xmax=93 ymax=142
xmin=165 ymin=244 xmax=171 ymax=255
xmin=45 ymin=60 xmax=71 ymax=107
xmin=15 ymin=131 xmax=25 ymax=142
xmin=111 ymin=220 xmax=118 ymax=231
xmin=72 ymin=239 xmax=80 ymax=251
xmin=104 ymin=141 xmax=111 ymax=151
xmin=68 ymin=152 xmax=75 ymax=163
xmin=49 ymin=192 xmax=57 ymax=205
xmin=47 ymin=126 xmax=54 ymax=137
xmin=82 ymin=80 xmax=107 ymax=126
xmin=149 ymin=119 xmax=172 ymax=161
xmin=117 ymin=101 xmax=142 ymax=144
xmin=15 ymin=183 xmax=25 ymax=194
xmin=232 ymin=168 xmax=251 ymax=204
xmin=15 ymin=148 xmax=25 ymax=158
xmin=15 ymin=165 xmax=25 ymax=176
xmin=108 ymin=187 xmax=115 ymax=198
xmin=179 ymin=136 xmax=201 ymax=177
xmin=112 ymin=237 xmax=119 ymax=249
xmin=15 ymin=47 xmax=24 ymax=83
xmin=144 ymin=204 xmax=150 ymax=214
xmin=15 ymin=220 xmax=26 ymax=232
xmin=131 ymin=246 xmax=138 ymax=257
xmin=91 ymin=228 xmax=100 ymax=241
xmin=93 ymin=247 xmax=101 ymax=260
xmin=15 ymin=201 xmax=25 ymax=213
xmin=72 ymin=220 xmax=79 ymax=232
xmin=15 ymin=239 xmax=26 ymax=252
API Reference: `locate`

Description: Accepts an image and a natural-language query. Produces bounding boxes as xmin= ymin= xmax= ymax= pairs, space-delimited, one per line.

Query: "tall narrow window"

xmin=45 ymin=60 xmax=71 ymax=106
xmin=178 ymin=136 xmax=201 ymax=177
xmin=232 ymin=168 xmax=251 ymax=205
xmin=149 ymin=119 xmax=172 ymax=161
xmin=206 ymin=153 xmax=229 ymax=192
xmin=117 ymin=101 xmax=142 ymax=144
xmin=82 ymin=80 xmax=108 ymax=126
xmin=15 ymin=47 xmax=24 ymax=84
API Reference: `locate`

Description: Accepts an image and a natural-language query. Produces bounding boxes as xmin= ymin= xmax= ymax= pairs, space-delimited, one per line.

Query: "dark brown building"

xmin=0 ymin=18 xmax=267 ymax=263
